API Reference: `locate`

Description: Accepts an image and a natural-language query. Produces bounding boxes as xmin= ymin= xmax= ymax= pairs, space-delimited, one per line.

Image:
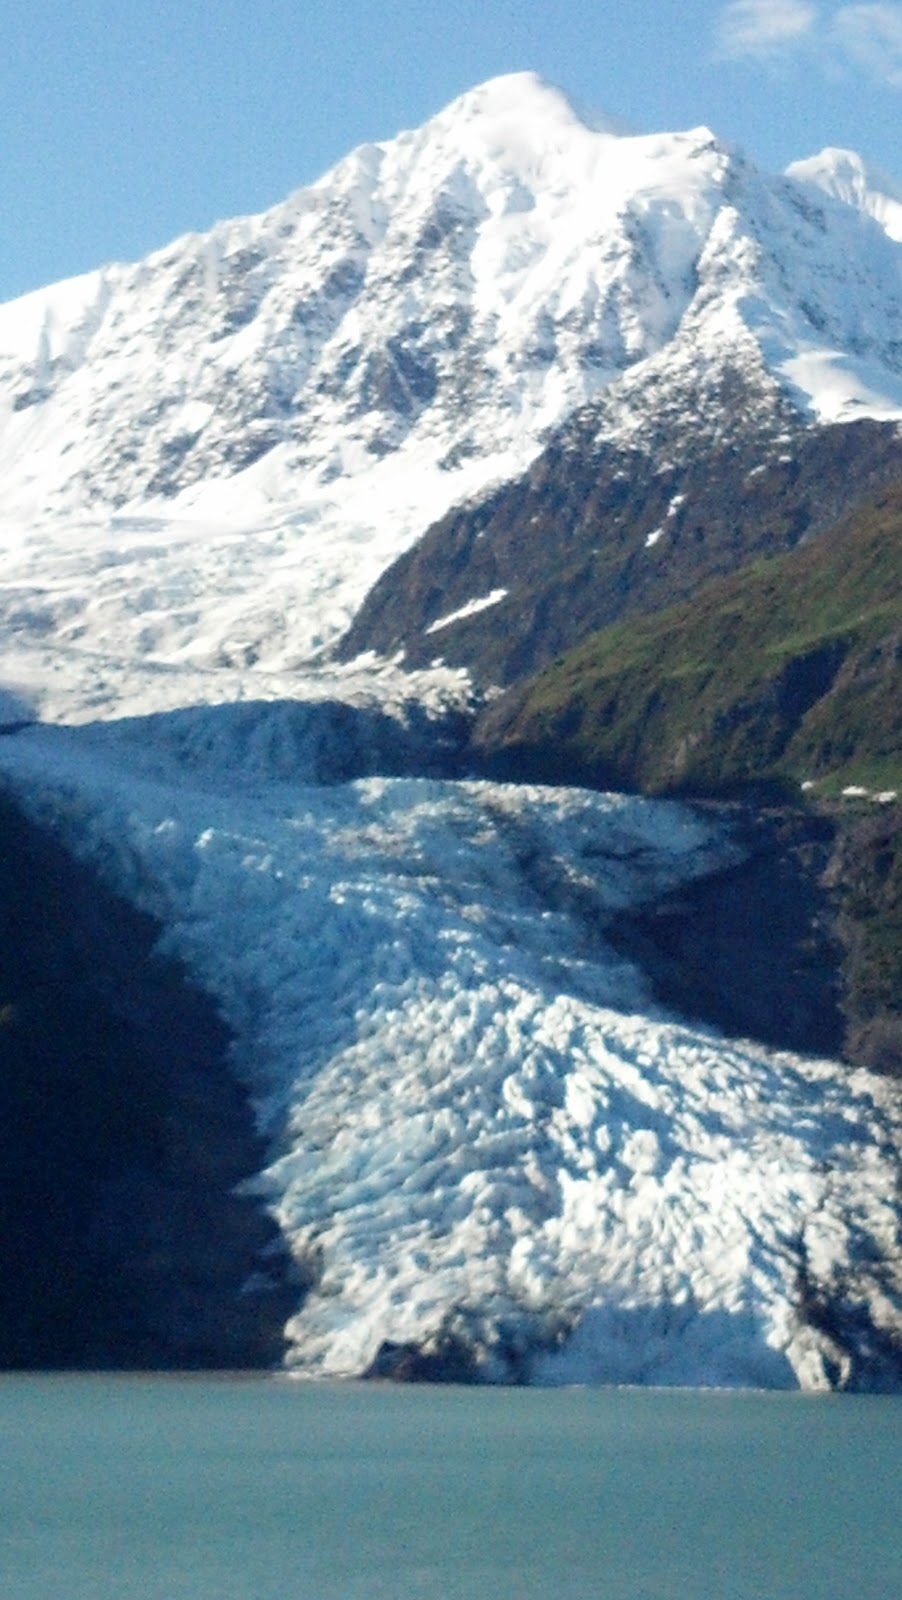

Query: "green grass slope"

xmin=473 ymin=481 xmax=902 ymax=800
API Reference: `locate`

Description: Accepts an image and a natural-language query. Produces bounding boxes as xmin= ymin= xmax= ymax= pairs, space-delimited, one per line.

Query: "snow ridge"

xmin=787 ymin=147 xmax=902 ymax=243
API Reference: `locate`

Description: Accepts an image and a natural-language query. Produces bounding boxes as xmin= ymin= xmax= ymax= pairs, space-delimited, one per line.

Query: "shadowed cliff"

xmin=0 ymin=790 xmax=296 ymax=1369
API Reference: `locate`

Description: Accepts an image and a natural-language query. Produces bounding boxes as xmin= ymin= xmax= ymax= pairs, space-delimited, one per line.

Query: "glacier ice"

xmin=1 ymin=712 xmax=899 ymax=1387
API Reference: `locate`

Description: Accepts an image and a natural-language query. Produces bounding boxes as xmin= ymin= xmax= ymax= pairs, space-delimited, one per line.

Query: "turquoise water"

xmin=1 ymin=1377 xmax=900 ymax=1599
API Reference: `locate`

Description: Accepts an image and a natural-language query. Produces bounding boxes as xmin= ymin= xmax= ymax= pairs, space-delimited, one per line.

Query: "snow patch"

xmin=645 ymin=491 xmax=685 ymax=549
xmin=426 ymin=589 xmax=508 ymax=634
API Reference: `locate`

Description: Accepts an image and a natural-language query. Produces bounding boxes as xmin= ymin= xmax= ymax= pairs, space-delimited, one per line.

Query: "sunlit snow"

xmin=1 ymin=76 xmax=901 ymax=715
xmin=787 ymin=147 xmax=902 ymax=244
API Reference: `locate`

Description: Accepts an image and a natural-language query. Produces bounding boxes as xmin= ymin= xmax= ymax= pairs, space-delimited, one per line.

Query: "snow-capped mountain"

xmin=1 ymin=75 xmax=901 ymax=1387
xmin=1 ymin=71 xmax=901 ymax=718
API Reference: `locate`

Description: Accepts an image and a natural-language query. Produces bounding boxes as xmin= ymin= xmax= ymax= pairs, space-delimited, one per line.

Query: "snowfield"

xmin=1 ymin=712 xmax=900 ymax=1388
xmin=1 ymin=73 xmax=901 ymax=1386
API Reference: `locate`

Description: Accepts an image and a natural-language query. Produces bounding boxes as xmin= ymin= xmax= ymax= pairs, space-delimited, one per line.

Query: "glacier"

xmin=1 ymin=73 xmax=901 ymax=1385
xmin=2 ymin=708 xmax=900 ymax=1388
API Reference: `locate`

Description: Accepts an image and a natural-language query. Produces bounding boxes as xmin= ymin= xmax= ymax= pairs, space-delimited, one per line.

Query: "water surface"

xmin=2 ymin=1376 xmax=900 ymax=1599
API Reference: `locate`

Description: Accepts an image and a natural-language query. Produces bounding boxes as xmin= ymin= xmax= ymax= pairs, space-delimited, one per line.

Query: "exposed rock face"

xmin=607 ymin=806 xmax=845 ymax=1060
xmin=826 ymin=801 xmax=902 ymax=1075
xmin=0 ymin=792 xmax=296 ymax=1369
xmin=339 ymin=415 xmax=902 ymax=688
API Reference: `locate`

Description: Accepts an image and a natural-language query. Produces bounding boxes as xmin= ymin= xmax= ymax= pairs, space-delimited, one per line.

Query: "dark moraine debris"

xmin=0 ymin=791 xmax=297 ymax=1369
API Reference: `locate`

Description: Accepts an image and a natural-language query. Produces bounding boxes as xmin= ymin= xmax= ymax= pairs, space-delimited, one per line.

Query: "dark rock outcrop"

xmin=608 ymin=805 xmax=846 ymax=1060
xmin=339 ymin=414 xmax=902 ymax=688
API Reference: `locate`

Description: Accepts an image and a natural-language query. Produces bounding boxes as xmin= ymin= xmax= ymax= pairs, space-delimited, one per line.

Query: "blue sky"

xmin=1 ymin=0 xmax=900 ymax=302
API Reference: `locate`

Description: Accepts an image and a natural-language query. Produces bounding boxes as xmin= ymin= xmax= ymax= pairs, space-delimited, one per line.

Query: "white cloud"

xmin=714 ymin=0 xmax=902 ymax=83
xmin=833 ymin=4 xmax=902 ymax=84
xmin=716 ymin=0 xmax=818 ymax=58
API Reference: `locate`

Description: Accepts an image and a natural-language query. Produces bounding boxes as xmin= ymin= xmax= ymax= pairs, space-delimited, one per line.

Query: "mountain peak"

xmin=427 ymin=70 xmax=615 ymax=133
xmin=0 ymin=76 xmax=901 ymax=702
xmin=403 ymin=70 xmax=631 ymax=167
xmin=786 ymin=146 xmax=902 ymax=242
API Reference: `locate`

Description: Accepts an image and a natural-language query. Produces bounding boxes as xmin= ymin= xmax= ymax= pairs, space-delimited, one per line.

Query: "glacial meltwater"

xmin=2 ymin=1377 xmax=900 ymax=1600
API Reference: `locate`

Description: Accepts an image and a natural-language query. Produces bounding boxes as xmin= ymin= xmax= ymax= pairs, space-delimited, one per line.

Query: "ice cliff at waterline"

xmin=0 ymin=74 xmax=900 ymax=1387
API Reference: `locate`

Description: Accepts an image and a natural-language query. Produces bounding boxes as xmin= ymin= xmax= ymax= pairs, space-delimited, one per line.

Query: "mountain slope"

xmin=339 ymin=411 xmax=902 ymax=687
xmin=469 ymin=483 xmax=902 ymax=1074
xmin=0 ymin=791 xmax=294 ymax=1368
xmin=469 ymin=480 xmax=902 ymax=796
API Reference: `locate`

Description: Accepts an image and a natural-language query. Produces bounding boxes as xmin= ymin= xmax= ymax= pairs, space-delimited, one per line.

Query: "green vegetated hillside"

xmin=341 ymin=412 xmax=902 ymax=688
xmin=472 ymin=481 xmax=902 ymax=1072
xmin=473 ymin=481 xmax=902 ymax=798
